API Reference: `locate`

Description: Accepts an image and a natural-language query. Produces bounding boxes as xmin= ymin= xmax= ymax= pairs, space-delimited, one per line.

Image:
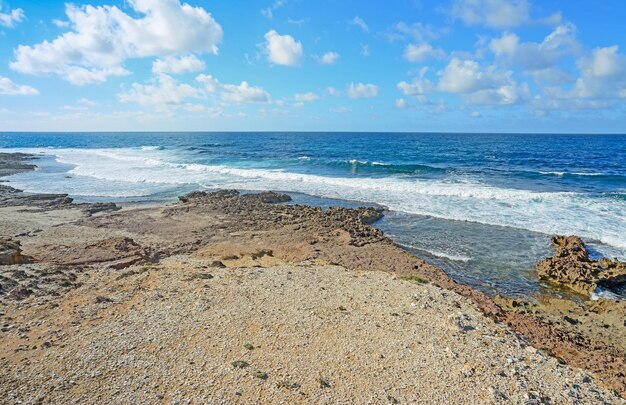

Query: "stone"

xmin=536 ymin=235 xmax=626 ymax=296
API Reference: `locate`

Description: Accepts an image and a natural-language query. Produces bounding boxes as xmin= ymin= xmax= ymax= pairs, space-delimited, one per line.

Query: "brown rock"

xmin=536 ymin=235 xmax=626 ymax=295
xmin=0 ymin=238 xmax=30 ymax=265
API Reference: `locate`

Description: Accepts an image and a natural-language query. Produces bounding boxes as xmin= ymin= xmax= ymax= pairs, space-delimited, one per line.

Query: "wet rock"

xmin=253 ymin=191 xmax=291 ymax=204
xmin=81 ymin=202 xmax=121 ymax=217
xmin=0 ymin=153 xmax=37 ymax=177
xmin=536 ymin=235 xmax=626 ymax=296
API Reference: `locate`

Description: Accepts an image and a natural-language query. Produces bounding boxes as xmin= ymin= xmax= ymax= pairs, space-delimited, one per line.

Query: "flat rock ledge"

xmin=537 ymin=235 xmax=626 ymax=296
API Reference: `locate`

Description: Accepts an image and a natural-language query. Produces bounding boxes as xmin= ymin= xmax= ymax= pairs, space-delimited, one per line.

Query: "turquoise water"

xmin=1 ymin=132 xmax=625 ymax=299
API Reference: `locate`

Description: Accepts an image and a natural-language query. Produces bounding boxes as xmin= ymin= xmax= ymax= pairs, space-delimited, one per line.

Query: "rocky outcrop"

xmin=0 ymin=153 xmax=37 ymax=177
xmin=33 ymin=237 xmax=148 ymax=269
xmin=0 ymin=237 xmax=30 ymax=265
xmin=80 ymin=202 xmax=121 ymax=217
xmin=537 ymin=235 xmax=626 ymax=296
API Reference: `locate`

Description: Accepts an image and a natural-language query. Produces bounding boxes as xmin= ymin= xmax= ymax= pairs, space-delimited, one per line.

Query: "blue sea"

xmin=1 ymin=132 xmax=625 ymax=300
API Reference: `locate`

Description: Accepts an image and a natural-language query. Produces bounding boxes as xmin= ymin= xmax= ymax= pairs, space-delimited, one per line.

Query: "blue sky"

xmin=1 ymin=0 xmax=625 ymax=132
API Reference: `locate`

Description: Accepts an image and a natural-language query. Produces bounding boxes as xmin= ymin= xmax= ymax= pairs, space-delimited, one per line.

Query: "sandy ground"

xmin=1 ymin=257 xmax=620 ymax=404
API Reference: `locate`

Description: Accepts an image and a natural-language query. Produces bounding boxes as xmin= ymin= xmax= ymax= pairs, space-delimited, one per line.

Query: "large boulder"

xmin=537 ymin=235 xmax=626 ymax=296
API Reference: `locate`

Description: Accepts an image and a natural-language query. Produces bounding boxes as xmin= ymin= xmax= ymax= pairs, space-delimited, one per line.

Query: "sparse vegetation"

xmin=276 ymin=380 xmax=300 ymax=390
xmin=253 ymin=370 xmax=268 ymax=380
xmin=231 ymin=360 xmax=249 ymax=369
xmin=399 ymin=275 xmax=428 ymax=284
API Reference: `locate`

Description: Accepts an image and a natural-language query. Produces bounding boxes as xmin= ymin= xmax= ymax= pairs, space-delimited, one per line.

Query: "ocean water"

xmin=1 ymin=132 xmax=625 ymax=300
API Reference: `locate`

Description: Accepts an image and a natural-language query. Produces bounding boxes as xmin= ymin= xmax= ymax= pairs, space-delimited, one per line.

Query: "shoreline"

xmin=1 ymin=153 xmax=625 ymax=401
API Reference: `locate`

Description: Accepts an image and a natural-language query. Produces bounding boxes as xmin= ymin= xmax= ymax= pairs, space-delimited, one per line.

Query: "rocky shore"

xmin=1 ymin=153 xmax=625 ymax=403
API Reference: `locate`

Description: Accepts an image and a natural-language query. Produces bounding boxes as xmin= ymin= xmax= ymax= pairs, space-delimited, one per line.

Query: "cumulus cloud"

xmin=318 ymin=52 xmax=340 ymax=65
xmin=221 ymin=81 xmax=271 ymax=104
xmin=403 ymin=43 xmax=445 ymax=63
xmin=489 ymin=24 xmax=579 ymax=73
xmin=264 ymin=30 xmax=303 ymax=66
xmin=437 ymin=58 xmax=529 ymax=105
xmin=397 ymin=68 xmax=433 ymax=101
xmin=350 ymin=16 xmax=368 ymax=32
xmin=347 ymin=82 xmax=379 ymax=98
xmin=451 ymin=0 xmax=530 ymax=29
xmin=119 ymin=72 xmax=272 ymax=110
xmin=119 ymin=74 xmax=200 ymax=109
xmin=152 ymin=55 xmax=205 ymax=74
xmin=570 ymin=46 xmax=626 ymax=99
xmin=196 ymin=73 xmax=220 ymax=93
xmin=0 ymin=76 xmax=39 ymax=95
xmin=11 ymin=0 xmax=223 ymax=84
xmin=0 ymin=2 xmax=24 ymax=28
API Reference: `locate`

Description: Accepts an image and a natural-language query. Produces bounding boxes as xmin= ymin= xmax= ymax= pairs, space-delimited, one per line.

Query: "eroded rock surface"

xmin=537 ymin=235 xmax=626 ymax=295
xmin=0 ymin=237 xmax=30 ymax=265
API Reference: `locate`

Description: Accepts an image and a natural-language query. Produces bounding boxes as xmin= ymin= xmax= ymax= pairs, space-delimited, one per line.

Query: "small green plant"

xmin=244 ymin=343 xmax=254 ymax=350
xmin=399 ymin=275 xmax=428 ymax=284
xmin=253 ymin=370 xmax=268 ymax=380
xmin=231 ymin=360 xmax=249 ymax=369
xmin=276 ymin=380 xmax=300 ymax=390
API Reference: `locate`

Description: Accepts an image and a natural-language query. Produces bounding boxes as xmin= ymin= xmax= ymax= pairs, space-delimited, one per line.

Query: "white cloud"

xmin=11 ymin=0 xmax=223 ymax=85
xmin=439 ymin=58 xmax=501 ymax=93
xmin=347 ymin=82 xmax=379 ymax=98
xmin=451 ymin=0 xmax=530 ymax=29
xmin=350 ymin=16 xmax=368 ymax=32
xmin=403 ymin=43 xmax=445 ymax=63
xmin=571 ymin=46 xmax=626 ymax=99
xmin=326 ymin=86 xmax=340 ymax=96
xmin=0 ymin=3 xmax=24 ymax=28
xmin=437 ymin=58 xmax=529 ymax=105
xmin=386 ymin=22 xmax=443 ymax=43
xmin=196 ymin=73 xmax=219 ymax=93
xmin=78 ymin=98 xmax=97 ymax=106
xmin=489 ymin=24 xmax=579 ymax=73
xmin=318 ymin=51 xmax=339 ymax=65
xmin=395 ymin=98 xmax=408 ymax=109
xmin=52 ymin=19 xmax=69 ymax=28
xmin=264 ymin=30 xmax=303 ymax=67
xmin=221 ymin=81 xmax=271 ymax=104
xmin=0 ymin=76 xmax=39 ymax=96
xmin=294 ymin=92 xmax=319 ymax=102
xmin=152 ymin=55 xmax=205 ymax=74
xmin=397 ymin=79 xmax=428 ymax=96
xmin=261 ymin=0 xmax=286 ymax=19
xmin=119 ymin=74 xmax=201 ymax=110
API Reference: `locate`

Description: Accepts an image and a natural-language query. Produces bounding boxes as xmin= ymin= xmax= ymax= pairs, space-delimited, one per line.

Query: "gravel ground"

xmin=1 ymin=256 xmax=621 ymax=404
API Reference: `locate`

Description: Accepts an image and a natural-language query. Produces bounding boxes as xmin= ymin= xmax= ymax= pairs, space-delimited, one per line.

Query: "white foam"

xmin=3 ymin=147 xmax=626 ymax=255
xmin=399 ymin=243 xmax=472 ymax=262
